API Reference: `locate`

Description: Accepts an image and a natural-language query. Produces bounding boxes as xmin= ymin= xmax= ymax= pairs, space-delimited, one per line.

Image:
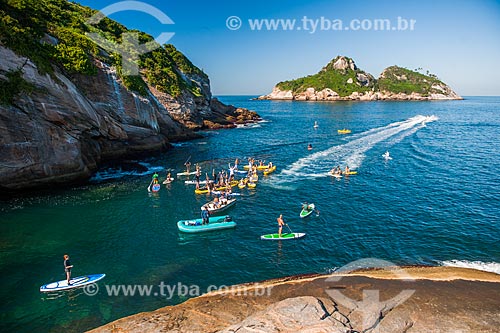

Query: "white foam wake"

xmin=441 ymin=260 xmax=500 ymax=275
xmin=272 ymin=115 xmax=438 ymax=186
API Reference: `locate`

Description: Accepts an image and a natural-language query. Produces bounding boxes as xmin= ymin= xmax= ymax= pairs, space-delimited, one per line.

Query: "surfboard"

xmin=40 ymin=273 xmax=106 ymax=292
xmin=260 ymin=233 xmax=306 ymax=240
xmin=151 ymin=184 xmax=161 ymax=192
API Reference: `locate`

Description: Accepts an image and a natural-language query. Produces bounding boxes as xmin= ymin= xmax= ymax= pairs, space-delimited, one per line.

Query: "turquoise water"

xmin=1 ymin=96 xmax=499 ymax=332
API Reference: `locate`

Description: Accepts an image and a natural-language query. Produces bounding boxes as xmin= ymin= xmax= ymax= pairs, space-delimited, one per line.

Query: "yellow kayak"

xmin=343 ymin=171 xmax=357 ymax=175
xmin=263 ymin=165 xmax=276 ymax=175
xmin=247 ymin=182 xmax=257 ymax=188
xmin=243 ymin=165 xmax=269 ymax=171
xmin=338 ymin=129 xmax=351 ymax=134
xmin=195 ymin=181 xmax=239 ymax=194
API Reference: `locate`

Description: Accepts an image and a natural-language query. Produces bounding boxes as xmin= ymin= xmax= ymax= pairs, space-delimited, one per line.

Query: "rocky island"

xmin=258 ymin=56 xmax=462 ymax=101
xmin=89 ymin=266 xmax=500 ymax=333
xmin=0 ymin=0 xmax=260 ymax=191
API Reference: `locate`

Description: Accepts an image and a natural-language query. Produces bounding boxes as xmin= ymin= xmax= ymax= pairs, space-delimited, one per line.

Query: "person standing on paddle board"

xmin=277 ymin=214 xmax=285 ymax=237
xmin=201 ymin=206 xmax=210 ymax=225
xmin=152 ymin=172 xmax=159 ymax=184
xmin=63 ymin=254 xmax=73 ymax=284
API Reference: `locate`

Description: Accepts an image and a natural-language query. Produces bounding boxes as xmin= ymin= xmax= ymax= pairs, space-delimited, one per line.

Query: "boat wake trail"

xmin=271 ymin=115 xmax=438 ymax=188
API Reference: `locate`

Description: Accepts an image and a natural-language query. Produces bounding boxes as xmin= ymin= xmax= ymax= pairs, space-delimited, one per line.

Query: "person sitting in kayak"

xmin=63 ymin=254 xmax=73 ymax=285
xmin=201 ymin=206 xmax=210 ymax=225
xmin=277 ymin=214 xmax=285 ymax=237
xmin=307 ymin=144 xmax=312 ymax=150
xmin=302 ymin=202 xmax=311 ymax=211
xmin=152 ymin=172 xmax=159 ymax=184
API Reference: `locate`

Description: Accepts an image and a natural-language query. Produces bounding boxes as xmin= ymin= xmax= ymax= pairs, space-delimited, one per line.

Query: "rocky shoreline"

xmin=88 ymin=266 xmax=500 ymax=333
xmin=257 ymin=86 xmax=462 ymax=101
xmin=0 ymin=45 xmax=260 ymax=191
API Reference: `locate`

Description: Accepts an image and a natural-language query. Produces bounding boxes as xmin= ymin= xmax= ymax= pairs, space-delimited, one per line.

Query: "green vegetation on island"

xmin=377 ymin=66 xmax=444 ymax=96
xmin=272 ymin=56 xmax=457 ymax=99
xmin=277 ymin=56 xmax=375 ymax=97
xmin=0 ymin=0 xmax=206 ymax=101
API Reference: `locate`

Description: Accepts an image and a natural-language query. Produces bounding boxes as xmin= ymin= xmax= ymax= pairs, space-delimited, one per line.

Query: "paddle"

xmin=281 ymin=222 xmax=295 ymax=236
xmin=147 ymin=179 xmax=153 ymax=192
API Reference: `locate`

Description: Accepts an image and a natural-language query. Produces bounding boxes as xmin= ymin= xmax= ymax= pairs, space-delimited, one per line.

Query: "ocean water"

xmin=0 ymin=96 xmax=499 ymax=332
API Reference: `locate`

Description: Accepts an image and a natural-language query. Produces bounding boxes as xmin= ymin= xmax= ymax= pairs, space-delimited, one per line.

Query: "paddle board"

xmin=260 ymin=233 xmax=306 ymax=240
xmin=40 ymin=273 xmax=106 ymax=292
xmin=162 ymin=177 xmax=174 ymax=184
xmin=184 ymin=180 xmax=208 ymax=185
xmin=151 ymin=183 xmax=161 ymax=192
xmin=176 ymin=171 xmax=197 ymax=176
xmin=211 ymin=190 xmax=241 ymax=196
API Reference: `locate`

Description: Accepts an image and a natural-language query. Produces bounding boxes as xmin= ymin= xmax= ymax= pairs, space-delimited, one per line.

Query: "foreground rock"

xmin=88 ymin=267 xmax=500 ymax=333
xmin=258 ymin=56 xmax=462 ymax=101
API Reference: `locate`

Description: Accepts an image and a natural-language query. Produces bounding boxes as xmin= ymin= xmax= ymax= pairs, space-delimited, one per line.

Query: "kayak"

xmin=40 ymin=273 xmax=106 ymax=292
xmin=263 ymin=165 xmax=276 ymax=175
xmin=243 ymin=165 xmax=269 ymax=171
xmin=300 ymin=203 xmax=315 ymax=218
xmin=247 ymin=182 xmax=256 ymax=188
xmin=260 ymin=233 xmax=306 ymax=240
xmin=162 ymin=177 xmax=174 ymax=184
xmin=195 ymin=181 xmax=238 ymax=194
xmin=250 ymin=174 xmax=258 ymax=182
xmin=177 ymin=216 xmax=236 ymax=233
xmin=201 ymin=198 xmax=236 ymax=214
xmin=338 ymin=129 xmax=351 ymax=134
xmin=343 ymin=171 xmax=357 ymax=175
xmin=176 ymin=170 xmax=198 ymax=176
xmin=238 ymin=181 xmax=246 ymax=189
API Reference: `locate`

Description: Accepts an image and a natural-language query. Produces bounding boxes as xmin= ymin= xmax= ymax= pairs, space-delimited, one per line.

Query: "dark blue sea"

xmin=1 ymin=96 xmax=499 ymax=332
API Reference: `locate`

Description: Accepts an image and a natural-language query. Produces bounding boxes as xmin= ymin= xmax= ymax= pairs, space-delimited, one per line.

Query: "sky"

xmin=76 ymin=0 xmax=500 ymax=96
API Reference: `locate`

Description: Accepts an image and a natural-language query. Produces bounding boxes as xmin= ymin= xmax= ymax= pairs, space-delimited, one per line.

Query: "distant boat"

xmin=383 ymin=151 xmax=392 ymax=160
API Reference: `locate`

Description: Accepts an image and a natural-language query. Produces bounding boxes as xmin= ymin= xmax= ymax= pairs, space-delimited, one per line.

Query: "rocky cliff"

xmin=259 ymin=56 xmax=462 ymax=101
xmin=0 ymin=0 xmax=259 ymax=191
xmin=88 ymin=266 xmax=500 ymax=333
